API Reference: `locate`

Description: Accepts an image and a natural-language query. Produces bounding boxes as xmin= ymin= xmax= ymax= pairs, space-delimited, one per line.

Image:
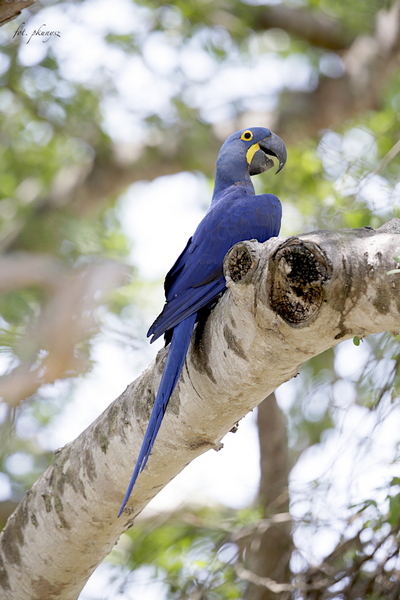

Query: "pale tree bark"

xmin=1 ymin=220 xmax=400 ymax=599
xmin=0 ymin=0 xmax=33 ymax=26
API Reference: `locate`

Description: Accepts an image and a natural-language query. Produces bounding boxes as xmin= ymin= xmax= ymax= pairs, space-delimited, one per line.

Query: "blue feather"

xmin=118 ymin=313 xmax=197 ymax=516
xmin=118 ymin=127 xmax=286 ymax=515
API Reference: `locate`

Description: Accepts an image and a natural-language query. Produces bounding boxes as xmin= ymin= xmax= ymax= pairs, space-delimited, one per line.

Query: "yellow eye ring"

xmin=240 ymin=130 xmax=253 ymax=141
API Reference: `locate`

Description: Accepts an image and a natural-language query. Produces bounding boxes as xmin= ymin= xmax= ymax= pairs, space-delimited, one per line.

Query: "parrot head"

xmin=213 ymin=126 xmax=287 ymax=197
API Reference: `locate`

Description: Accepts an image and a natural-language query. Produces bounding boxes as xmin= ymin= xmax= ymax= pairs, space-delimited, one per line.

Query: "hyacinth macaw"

xmin=118 ymin=126 xmax=287 ymax=515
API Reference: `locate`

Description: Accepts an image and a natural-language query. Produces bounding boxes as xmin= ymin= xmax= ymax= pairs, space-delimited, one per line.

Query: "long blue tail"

xmin=118 ymin=313 xmax=197 ymax=516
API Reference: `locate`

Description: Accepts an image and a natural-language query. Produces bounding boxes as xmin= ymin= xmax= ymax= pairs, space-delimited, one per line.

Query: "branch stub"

xmin=224 ymin=240 xmax=259 ymax=285
xmin=268 ymin=238 xmax=332 ymax=326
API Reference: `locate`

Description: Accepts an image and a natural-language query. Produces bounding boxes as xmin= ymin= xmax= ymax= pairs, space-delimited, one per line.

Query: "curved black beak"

xmin=259 ymin=131 xmax=287 ymax=174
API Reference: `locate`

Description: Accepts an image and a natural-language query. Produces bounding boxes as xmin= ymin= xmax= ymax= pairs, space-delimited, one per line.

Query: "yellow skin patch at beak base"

xmin=246 ymin=142 xmax=261 ymax=165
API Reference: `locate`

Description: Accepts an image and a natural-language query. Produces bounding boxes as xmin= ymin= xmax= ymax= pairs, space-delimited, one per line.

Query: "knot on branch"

xmin=269 ymin=238 xmax=332 ymax=326
xmin=224 ymin=241 xmax=259 ymax=284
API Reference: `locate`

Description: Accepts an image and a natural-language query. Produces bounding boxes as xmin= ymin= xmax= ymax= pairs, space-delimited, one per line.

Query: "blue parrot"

xmin=118 ymin=127 xmax=287 ymax=516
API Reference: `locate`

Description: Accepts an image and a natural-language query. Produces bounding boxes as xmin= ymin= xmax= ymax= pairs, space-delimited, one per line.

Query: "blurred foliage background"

xmin=0 ymin=0 xmax=400 ymax=598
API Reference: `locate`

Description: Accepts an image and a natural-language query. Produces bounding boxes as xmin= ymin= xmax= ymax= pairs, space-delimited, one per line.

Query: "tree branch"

xmin=1 ymin=221 xmax=400 ymax=599
xmin=276 ymin=0 xmax=400 ymax=142
xmin=0 ymin=254 xmax=130 ymax=407
xmin=0 ymin=0 xmax=33 ymax=26
xmin=251 ymin=5 xmax=354 ymax=51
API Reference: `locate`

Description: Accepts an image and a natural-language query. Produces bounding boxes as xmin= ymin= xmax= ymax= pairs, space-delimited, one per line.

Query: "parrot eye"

xmin=241 ymin=130 xmax=253 ymax=141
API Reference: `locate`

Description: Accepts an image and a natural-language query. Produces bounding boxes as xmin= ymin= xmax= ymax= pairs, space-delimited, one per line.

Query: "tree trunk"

xmin=244 ymin=393 xmax=292 ymax=600
xmin=1 ymin=220 xmax=400 ymax=600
